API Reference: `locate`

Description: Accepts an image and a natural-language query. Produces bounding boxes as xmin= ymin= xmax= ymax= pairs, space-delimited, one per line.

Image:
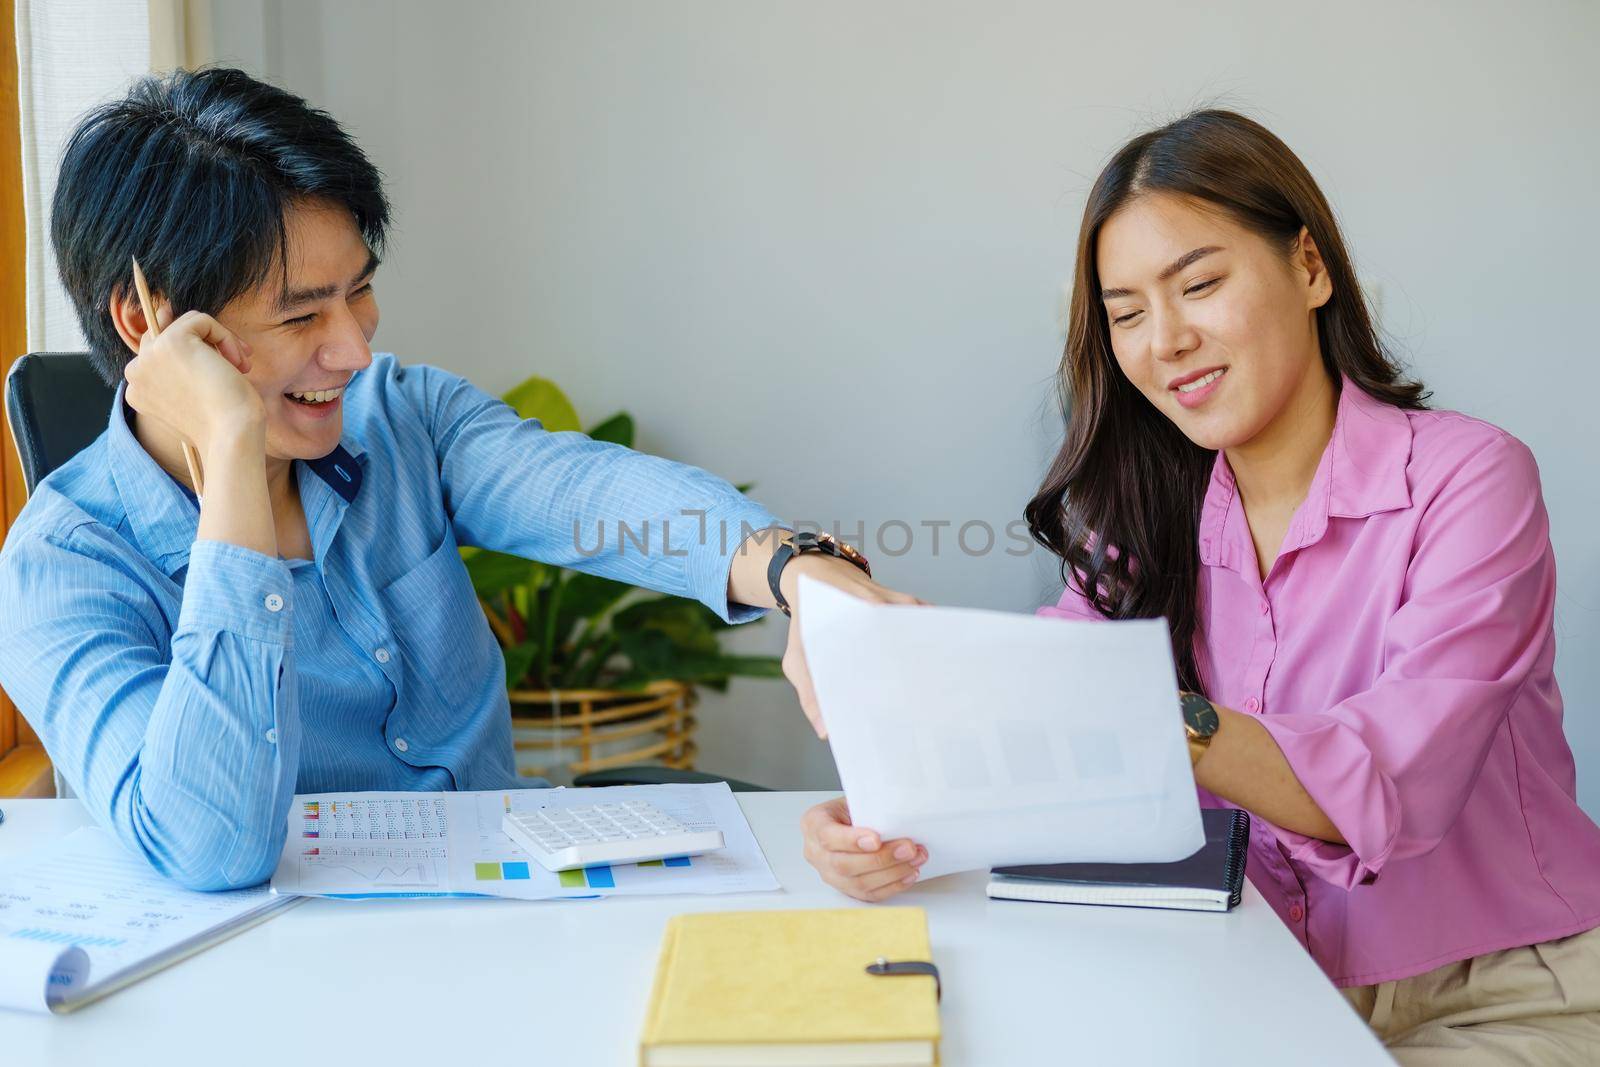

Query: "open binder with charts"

xmin=0 ymin=783 xmax=775 ymax=1014
xmin=0 ymin=828 xmax=299 ymax=1014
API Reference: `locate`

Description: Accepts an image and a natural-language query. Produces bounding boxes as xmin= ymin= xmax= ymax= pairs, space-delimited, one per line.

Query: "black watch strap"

xmin=767 ymin=531 xmax=870 ymax=616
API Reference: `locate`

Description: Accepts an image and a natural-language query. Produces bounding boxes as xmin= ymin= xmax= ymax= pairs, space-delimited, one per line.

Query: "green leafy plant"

xmin=462 ymin=376 xmax=784 ymax=693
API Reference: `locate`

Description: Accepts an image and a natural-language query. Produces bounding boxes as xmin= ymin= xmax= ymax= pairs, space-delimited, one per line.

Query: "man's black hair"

xmin=51 ymin=67 xmax=390 ymax=386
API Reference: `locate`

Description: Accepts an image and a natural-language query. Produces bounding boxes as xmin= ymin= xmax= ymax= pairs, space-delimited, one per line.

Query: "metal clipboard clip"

xmin=865 ymin=956 xmax=941 ymax=1002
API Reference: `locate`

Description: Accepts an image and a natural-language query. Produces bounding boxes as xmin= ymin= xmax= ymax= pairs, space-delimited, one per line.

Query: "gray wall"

xmin=212 ymin=1 xmax=1600 ymax=809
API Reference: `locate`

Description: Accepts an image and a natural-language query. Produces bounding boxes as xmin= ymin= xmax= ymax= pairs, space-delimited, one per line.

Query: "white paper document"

xmin=798 ymin=577 xmax=1204 ymax=878
xmin=0 ymin=828 xmax=298 ymax=1014
xmin=269 ymin=782 xmax=779 ymax=899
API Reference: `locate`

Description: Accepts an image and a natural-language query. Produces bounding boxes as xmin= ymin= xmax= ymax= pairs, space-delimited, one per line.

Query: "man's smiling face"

xmin=212 ymin=198 xmax=381 ymax=461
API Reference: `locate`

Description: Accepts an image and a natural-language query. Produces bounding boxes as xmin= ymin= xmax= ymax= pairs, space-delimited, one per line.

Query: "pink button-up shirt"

xmin=1040 ymin=377 xmax=1600 ymax=987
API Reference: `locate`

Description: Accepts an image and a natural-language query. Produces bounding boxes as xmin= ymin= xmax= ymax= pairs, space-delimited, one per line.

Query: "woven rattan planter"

xmin=507 ymin=679 xmax=698 ymax=785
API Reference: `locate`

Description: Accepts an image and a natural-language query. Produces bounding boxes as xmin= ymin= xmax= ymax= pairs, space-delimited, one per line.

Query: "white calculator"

xmin=502 ymin=799 xmax=726 ymax=873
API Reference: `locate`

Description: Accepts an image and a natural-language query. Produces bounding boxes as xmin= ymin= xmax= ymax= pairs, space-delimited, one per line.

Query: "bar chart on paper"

xmin=469 ymin=793 xmax=538 ymax=885
xmin=552 ymin=855 xmax=693 ymax=890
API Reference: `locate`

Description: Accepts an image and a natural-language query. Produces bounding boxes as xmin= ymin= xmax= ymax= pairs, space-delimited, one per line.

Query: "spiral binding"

xmin=1223 ymin=808 xmax=1251 ymax=909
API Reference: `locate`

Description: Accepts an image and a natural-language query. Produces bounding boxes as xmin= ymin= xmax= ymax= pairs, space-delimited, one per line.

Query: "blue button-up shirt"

xmin=0 ymin=354 xmax=779 ymax=889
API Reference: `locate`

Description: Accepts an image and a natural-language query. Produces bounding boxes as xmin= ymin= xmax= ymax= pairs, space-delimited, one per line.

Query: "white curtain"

xmin=148 ymin=0 xmax=213 ymax=74
xmin=15 ymin=0 xmax=211 ymax=354
xmin=14 ymin=0 xmax=209 ymax=799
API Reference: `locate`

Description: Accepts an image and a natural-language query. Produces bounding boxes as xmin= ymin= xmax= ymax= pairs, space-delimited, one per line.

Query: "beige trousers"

xmin=1340 ymin=924 xmax=1600 ymax=1065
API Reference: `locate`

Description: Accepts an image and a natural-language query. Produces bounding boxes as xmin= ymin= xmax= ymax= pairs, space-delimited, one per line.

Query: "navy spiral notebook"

xmin=987 ymin=808 xmax=1250 ymax=912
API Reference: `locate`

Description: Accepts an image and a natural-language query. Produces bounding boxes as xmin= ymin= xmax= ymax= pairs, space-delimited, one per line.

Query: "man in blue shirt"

xmin=0 ymin=68 xmax=917 ymax=891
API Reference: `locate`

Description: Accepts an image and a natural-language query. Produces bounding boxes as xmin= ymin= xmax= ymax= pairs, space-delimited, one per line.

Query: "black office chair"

xmin=4 ymin=352 xmax=769 ymax=794
xmin=5 ymin=351 xmax=117 ymax=495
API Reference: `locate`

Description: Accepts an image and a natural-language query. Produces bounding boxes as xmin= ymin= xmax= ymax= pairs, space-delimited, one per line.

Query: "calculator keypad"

xmin=515 ymin=802 xmax=686 ymax=849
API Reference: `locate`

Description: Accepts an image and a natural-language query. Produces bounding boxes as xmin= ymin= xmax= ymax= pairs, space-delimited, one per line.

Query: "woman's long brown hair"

xmin=1024 ymin=110 xmax=1428 ymax=692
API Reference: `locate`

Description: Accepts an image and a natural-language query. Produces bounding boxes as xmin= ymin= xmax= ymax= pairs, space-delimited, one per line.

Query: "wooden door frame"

xmin=0 ymin=0 xmax=54 ymax=797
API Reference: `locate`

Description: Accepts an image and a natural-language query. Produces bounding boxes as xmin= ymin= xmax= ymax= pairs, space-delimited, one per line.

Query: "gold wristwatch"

xmin=1180 ymin=691 xmax=1220 ymax=766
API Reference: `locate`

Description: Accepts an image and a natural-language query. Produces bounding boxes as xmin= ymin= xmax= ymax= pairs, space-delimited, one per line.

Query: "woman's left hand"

xmin=780 ymin=555 xmax=923 ymax=738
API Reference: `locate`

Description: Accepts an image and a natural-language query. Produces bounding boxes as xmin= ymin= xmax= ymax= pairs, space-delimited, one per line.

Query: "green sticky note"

xmin=558 ymin=869 xmax=587 ymax=888
xmin=475 ymin=862 xmax=502 ymax=881
xmin=636 ymin=860 xmax=664 ymax=867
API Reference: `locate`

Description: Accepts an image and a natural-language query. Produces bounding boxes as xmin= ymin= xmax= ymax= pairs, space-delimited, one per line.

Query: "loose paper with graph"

xmin=268 ymin=782 xmax=779 ymax=899
xmin=797 ymin=577 xmax=1205 ymax=879
xmin=0 ymin=828 xmax=299 ymax=1014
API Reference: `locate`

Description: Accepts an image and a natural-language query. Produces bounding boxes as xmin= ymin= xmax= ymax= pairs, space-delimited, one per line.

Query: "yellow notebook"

xmin=639 ymin=907 xmax=941 ymax=1067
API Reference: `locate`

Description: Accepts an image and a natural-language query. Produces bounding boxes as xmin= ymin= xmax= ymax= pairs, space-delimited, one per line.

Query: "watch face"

xmin=1180 ymin=691 xmax=1220 ymax=738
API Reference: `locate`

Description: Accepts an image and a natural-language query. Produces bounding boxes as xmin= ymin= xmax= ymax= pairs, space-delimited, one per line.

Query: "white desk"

xmin=0 ymin=794 xmax=1388 ymax=1065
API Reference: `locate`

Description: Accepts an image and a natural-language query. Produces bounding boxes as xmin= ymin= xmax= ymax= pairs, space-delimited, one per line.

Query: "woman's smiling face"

xmin=1095 ymin=192 xmax=1333 ymax=452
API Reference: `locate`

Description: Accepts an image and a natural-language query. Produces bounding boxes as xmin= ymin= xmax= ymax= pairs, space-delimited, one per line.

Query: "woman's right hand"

xmin=801 ymin=796 xmax=927 ymax=901
xmin=123 ymin=308 xmax=261 ymax=455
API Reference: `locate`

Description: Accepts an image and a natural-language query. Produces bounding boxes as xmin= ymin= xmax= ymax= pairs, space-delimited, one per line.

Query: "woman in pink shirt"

xmin=800 ymin=110 xmax=1600 ymax=1061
